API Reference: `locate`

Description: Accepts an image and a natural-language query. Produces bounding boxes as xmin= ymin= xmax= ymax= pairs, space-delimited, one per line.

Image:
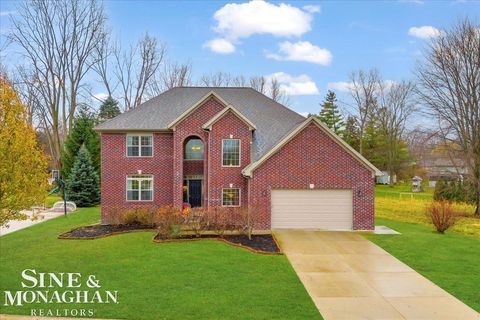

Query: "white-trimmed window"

xmin=127 ymin=134 xmax=153 ymax=157
xmin=222 ymin=139 xmax=240 ymax=166
xmin=222 ymin=188 xmax=240 ymax=207
xmin=127 ymin=175 xmax=153 ymax=201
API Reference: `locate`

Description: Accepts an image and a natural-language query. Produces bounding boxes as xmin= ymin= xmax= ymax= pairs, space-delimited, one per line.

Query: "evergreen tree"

xmin=318 ymin=90 xmax=345 ymax=136
xmin=61 ymin=107 xmax=100 ymax=179
xmin=98 ymin=96 xmax=121 ymax=121
xmin=343 ymin=115 xmax=360 ymax=151
xmin=66 ymin=147 xmax=100 ymax=207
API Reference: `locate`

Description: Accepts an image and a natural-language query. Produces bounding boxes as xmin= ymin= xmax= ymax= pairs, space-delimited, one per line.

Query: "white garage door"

xmin=271 ymin=189 xmax=353 ymax=230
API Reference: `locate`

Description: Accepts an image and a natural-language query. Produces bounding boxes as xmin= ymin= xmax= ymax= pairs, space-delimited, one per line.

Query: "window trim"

xmin=221 ymin=188 xmax=241 ymax=207
xmin=126 ymin=134 xmax=154 ymax=158
xmin=126 ymin=175 xmax=154 ymax=202
xmin=184 ymin=138 xmax=204 ymax=161
xmin=221 ymin=139 xmax=241 ymax=167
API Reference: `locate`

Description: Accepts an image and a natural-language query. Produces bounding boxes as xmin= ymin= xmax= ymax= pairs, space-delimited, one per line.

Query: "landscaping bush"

xmin=156 ymin=205 xmax=183 ymax=239
xmin=206 ymin=207 xmax=233 ymax=237
xmin=185 ymin=207 xmax=209 ymax=237
xmin=232 ymin=207 xmax=257 ymax=240
xmin=434 ymin=179 xmax=477 ymax=204
xmin=122 ymin=208 xmax=154 ymax=226
xmin=427 ymin=200 xmax=459 ymax=233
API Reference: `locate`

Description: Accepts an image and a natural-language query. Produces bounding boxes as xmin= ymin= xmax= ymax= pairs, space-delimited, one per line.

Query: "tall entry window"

xmin=184 ymin=138 xmax=204 ymax=160
xmin=222 ymin=139 xmax=240 ymax=166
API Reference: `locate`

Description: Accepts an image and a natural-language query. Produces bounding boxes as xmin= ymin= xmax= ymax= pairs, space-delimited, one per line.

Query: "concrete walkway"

xmin=275 ymin=230 xmax=479 ymax=320
xmin=0 ymin=210 xmax=65 ymax=236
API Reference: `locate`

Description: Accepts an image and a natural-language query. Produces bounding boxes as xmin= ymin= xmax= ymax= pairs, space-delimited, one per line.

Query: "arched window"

xmin=184 ymin=138 xmax=204 ymax=160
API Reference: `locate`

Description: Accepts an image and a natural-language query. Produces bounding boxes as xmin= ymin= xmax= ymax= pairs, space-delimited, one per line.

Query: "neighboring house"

xmin=95 ymin=88 xmax=381 ymax=230
xmin=376 ymin=171 xmax=397 ymax=185
xmin=420 ymin=158 xmax=468 ymax=187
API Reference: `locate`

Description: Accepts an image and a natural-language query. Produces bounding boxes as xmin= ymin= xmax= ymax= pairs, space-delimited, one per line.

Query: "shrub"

xmin=427 ymin=200 xmax=459 ymax=233
xmin=434 ymin=178 xmax=477 ymax=204
xmin=232 ymin=207 xmax=257 ymax=240
xmin=185 ymin=207 xmax=209 ymax=237
xmin=122 ymin=208 xmax=154 ymax=226
xmin=156 ymin=205 xmax=183 ymax=239
xmin=206 ymin=207 xmax=232 ymax=237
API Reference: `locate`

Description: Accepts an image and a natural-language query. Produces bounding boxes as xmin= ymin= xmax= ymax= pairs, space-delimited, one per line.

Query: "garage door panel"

xmin=271 ymin=189 xmax=353 ymax=230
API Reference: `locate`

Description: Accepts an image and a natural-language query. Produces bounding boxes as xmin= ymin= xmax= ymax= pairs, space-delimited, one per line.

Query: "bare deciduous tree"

xmin=416 ymin=19 xmax=480 ymax=214
xmin=377 ymin=81 xmax=417 ymax=186
xmin=92 ymin=31 xmax=114 ymax=97
xmin=199 ymin=71 xmax=234 ymax=87
xmin=249 ymin=76 xmax=267 ymax=95
xmin=113 ymin=33 xmax=166 ymax=111
xmin=9 ymin=0 xmax=106 ymax=168
xmin=148 ymin=61 xmax=192 ymax=95
xmin=348 ymin=69 xmax=380 ymax=155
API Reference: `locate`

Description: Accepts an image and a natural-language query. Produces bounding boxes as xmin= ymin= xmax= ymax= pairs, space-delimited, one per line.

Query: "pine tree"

xmin=343 ymin=115 xmax=360 ymax=150
xmin=98 ymin=96 xmax=121 ymax=121
xmin=61 ymin=107 xmax=100 ymax=179
xmin=318 ymin=90 xmax=345 ymax=136
xmin=66 ymin=147 xmax=100 ymax=207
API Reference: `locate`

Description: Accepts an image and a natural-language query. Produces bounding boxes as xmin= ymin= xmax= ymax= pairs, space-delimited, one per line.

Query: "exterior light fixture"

xmin=309 ymin=183 xmax=315 ymax=189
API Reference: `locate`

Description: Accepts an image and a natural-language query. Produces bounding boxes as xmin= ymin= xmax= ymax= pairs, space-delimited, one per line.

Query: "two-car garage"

xmin=271 ymin=189 xmax=353 ymax=230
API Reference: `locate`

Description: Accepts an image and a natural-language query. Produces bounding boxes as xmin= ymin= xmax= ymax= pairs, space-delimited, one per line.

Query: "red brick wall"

xmin=172 ymin=97 xmax=227 ymax=207
xmin=183 ymin=160 xmax=204 ymax=175
xmin=207 ymin=111 xmax=251 ymax=207
xmin=100 ymin=132 xmax=173 ymax=224
xmin=249 ymin=123 xmax=375 ymax=230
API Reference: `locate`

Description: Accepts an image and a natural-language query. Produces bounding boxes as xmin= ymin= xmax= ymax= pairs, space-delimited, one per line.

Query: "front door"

xmin=188 ymin=179 xmax=202 ymax=207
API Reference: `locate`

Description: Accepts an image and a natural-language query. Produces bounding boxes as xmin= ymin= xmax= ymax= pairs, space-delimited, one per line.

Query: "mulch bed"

xmin=59 ymin=224 xmax=281 ymax=254
xmin=153 ymin=234 xmax=281 ymax=254
xmin=59 ymin=224 xmax=154 ymax=239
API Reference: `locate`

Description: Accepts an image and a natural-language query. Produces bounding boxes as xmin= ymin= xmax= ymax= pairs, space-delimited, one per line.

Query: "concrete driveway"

xmin=275 ymin=230 xmax=479 ymax=320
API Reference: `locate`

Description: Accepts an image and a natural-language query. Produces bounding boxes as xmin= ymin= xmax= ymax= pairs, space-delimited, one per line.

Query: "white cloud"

xmin=266 ymin=72 xmax=319 ymax=96
xmin=203 ymin=38 xmax=235 ymax=54
xmin=399 ymin=0 xmax=424 ymax=4
xmin=0 ymin=11 xmax=15 ymax=17
xmin=299 ymin=112 xmax=310 ymax=117
xmin=303 ymin=5 xmax=321 ymax=13
xmin=408 ymin=26 xmax=443 ymax=39
xmin=93 ymin=92 xmax=109 ymax=101
xmin=266 ymin=41 xmax=332 ymax=65
xmin=205 ymin=1 xmax=317 ymax=53
xmin=327 ymin=81 xmax=353 ymax=92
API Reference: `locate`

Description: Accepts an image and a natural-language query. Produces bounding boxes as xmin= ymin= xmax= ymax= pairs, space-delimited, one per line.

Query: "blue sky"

xmin=1 ymin=0 xmax=479 ymax=117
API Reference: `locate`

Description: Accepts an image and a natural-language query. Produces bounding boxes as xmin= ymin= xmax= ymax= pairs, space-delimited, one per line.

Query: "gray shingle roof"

xmin=95 ymin=87 xmax=306 ymax=161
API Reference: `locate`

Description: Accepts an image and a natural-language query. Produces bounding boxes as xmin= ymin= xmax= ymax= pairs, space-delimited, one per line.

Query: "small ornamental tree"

xmin=0 ymin=78 xmax=49 ymax=227
xmin=98 ymin=96 xmax=121 ymax=121
xmin=61 ymin=107 xmax=100 ymax=179
xmin=318 ymin=90 xmax=345 ymax=136
xmin=66 ymin=147 xmax=100 ymax=207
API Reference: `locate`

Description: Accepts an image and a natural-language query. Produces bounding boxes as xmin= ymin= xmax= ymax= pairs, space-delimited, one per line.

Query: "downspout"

xmin=204 ymin=128 xmax=211 ymax=209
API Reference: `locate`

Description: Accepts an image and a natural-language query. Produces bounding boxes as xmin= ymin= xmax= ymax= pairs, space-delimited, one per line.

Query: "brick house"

xmin=96 ymin=87 xmax=381 ymax=230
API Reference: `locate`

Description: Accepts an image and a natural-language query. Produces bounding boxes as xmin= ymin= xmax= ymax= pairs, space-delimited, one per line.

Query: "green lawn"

xmin=364 ymin=218 xmax=480 ymax=312
xmin=375 ymin=184 xmax=434 ymax=200
xmin=0 ymin=207 xmax=320 ymax=320
xmin=375 ymin=186 xmax=480 ymax=238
